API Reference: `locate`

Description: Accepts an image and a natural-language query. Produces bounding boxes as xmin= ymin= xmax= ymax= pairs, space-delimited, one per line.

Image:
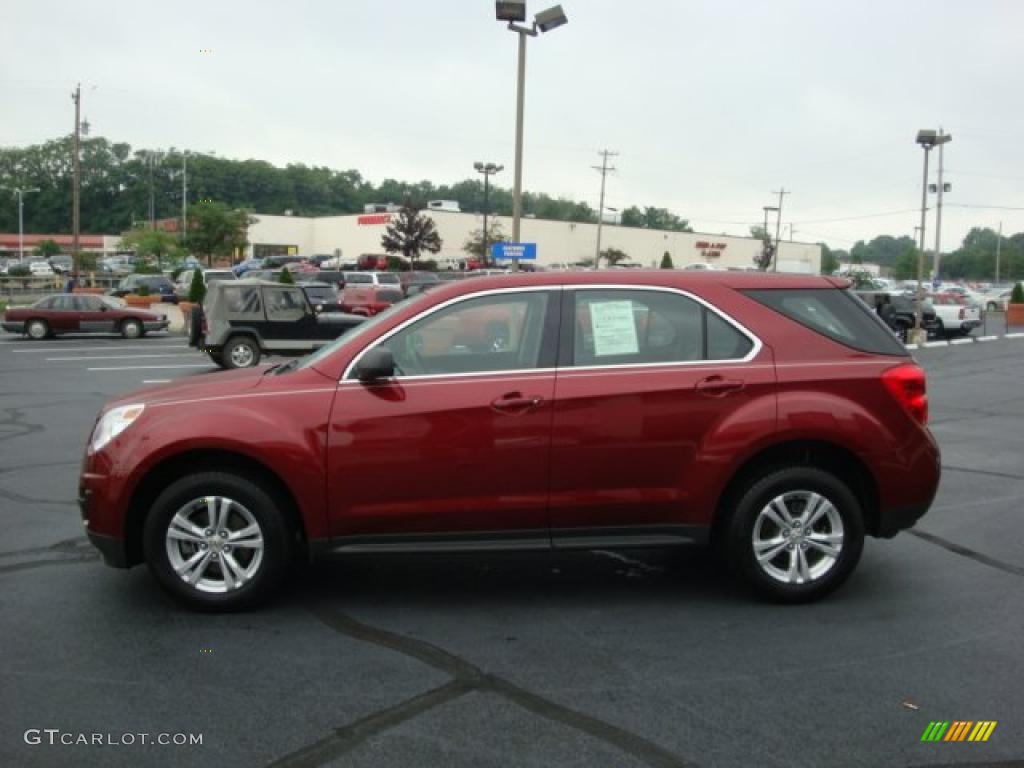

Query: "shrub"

xmin=134 ymin=262 xmax=160 ymax=275
xmin=1011 ymin=282 xmax=1024 ymax=304
xmin=279 ymin=267 xmax=295 ymax=284
xmin=7 ymin=264 xmax=30 ymax=277
xmin=137 ymin=284 xmax=151 ymax=297
xmin=660 ymin=251 xmax=674 ymax=269
xmin=188 ymin=268 xmax=206 ymax=304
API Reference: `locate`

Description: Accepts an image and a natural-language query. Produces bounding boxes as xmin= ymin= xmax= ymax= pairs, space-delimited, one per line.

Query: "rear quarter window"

xmin=744 ymin=288 xmax=907 ymax=356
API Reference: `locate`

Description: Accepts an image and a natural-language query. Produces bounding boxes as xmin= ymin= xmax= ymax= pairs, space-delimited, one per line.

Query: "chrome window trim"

xmin=568 ymin=284 xmax=763 ymax=366
xmin=341 ymin=286 xmax=563 ymax=381
xmin=340 ymin=282 xmax=763 ymax=382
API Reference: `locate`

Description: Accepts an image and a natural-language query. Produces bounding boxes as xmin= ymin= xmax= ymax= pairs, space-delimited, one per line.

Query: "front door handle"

xmin=491 ymin=391 xmax=544 ymax=414
xmin=695 ymin=376 xmax=745 ymax=397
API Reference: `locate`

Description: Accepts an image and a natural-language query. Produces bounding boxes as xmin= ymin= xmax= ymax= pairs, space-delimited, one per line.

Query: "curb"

xmin=906 ymin=333 xmax=1024 ymax=351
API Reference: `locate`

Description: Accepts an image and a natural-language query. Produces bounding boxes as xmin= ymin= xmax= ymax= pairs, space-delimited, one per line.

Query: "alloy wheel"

xmin=751 ymin=490 xmax=844 ymax=585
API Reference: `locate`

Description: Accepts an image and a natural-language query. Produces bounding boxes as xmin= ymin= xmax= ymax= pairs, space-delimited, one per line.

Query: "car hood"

xmin=107 ymin=366 xmax=267 ymax=409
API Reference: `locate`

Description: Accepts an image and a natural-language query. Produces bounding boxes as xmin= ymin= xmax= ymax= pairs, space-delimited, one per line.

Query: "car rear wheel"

xmin=121 ymin=319 xmax=143 ymax=339
xmin=143 ymin=472 xmax=292 ymax=611
xmin=724 ymin=467 xmax=864 ymax=603
xmin=25 ymin=319 xmax=49 ymax=340
xmin=222 ymin=336 xmax=260 ymax=369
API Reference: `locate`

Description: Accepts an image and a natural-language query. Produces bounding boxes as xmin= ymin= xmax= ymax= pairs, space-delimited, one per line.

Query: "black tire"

xmin=121 ymin=318 xmax=143 ymax=339
xmin=933 ymin=318 xmax=945 ymax=339
xmin=143 ymin=471 xmax=292 ymax=611
xmin=188 ymin=305 xmax=204 ymax=346
xmin=221 ymin=336 xmax=261 ymax=369
xmin=25 ymin=319 xmax=49 ymax=340
xmin=722 ymin=467 xmax=865 ymax=603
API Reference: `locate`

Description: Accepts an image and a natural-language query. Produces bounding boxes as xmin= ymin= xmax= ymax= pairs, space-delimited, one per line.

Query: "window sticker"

xmin=590 ymin=300 xmax=639 ymax=357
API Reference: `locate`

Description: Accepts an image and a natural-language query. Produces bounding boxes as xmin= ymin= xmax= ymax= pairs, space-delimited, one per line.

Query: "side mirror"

xmin=100 ymin=304 xmax=109 ymax=312
xmin=355 ymin=346 xmax=395 ymax=383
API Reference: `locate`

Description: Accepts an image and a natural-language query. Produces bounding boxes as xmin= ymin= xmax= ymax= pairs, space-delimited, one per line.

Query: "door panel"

xmin=326 ymin=289 xmax=560 ymax=539
xmin=549 ymin=288 xmax=776 ymax=535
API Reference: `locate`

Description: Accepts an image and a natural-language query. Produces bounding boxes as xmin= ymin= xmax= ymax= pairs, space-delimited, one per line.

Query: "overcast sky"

xmin=3 ymin=0 xmax=1023 ymax=250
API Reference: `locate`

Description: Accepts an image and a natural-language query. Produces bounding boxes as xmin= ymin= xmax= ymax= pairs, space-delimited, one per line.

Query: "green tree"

xmin=891 ymin=246 xmax=919 ymax=280
xmin=186 ymin=202 xmax=253 ymax=267
xmin=463 ymin=220 xmax=509 ymax=263
xmin=601 ymin=247 xmax=630 ymax=267
xmin=1010 ymin=282 xmax=1024 ymax=304
xmin=187 ymin=268 xmax=206 ymax=303
xmin=660 ymin=251 xmax=674 ymax=269
xmin=819 ymin=243 xmax=840 ymax=275
xmin=380 ymin=204 xmax=442 ymax=269
xmin=620 ymin=206 xmax=691 ymax=231
xmin=278 ymin=266 xmax=294 ymax=284
xmin=33 ymin=239 xmax=61 ymax=259
xmin=119 ymin=227 xmax=184 ymax=269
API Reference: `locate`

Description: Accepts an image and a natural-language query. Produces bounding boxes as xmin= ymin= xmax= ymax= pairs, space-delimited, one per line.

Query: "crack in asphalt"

xmin=0 ymin=459 xmax=81 ymax=476
xmin=263 ymin=602 xmax=691 ymax=768
xmin=0 ymin=554 xmax=98 ymax=575
xmin=909 ymin=529 xmax=1024 ymax=577
xmin=0 ymin=406 xmax=44 ymax=444
xmin=0 ymin=536 xmax=92 ymax=559
xmin=941 ymin=465 xmax=1024 ymax=482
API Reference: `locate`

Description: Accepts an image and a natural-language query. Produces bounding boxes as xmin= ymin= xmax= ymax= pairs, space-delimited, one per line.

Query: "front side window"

xmin=263 ymin=287 xmax=307 ymax=322
xmin=74 ymin=296 xmax=103 ymax=312
xmin=360 ymin=291 xmax=551 ymax=378
xmin=221 ymin=286 xmax=264 ymax=319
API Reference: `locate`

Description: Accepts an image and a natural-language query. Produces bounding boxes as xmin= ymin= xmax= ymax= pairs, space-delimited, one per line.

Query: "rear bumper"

xmin=876 ymin=503 xmax=931 ymax=538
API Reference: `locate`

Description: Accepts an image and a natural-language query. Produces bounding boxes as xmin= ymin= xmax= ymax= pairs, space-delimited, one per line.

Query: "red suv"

xmin=80 ymin=272 xmax=940 ymax=610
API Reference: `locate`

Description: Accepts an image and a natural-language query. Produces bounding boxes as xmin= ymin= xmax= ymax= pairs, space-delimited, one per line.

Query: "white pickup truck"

xmin=928 ymin=294 xmax=982 ymax=337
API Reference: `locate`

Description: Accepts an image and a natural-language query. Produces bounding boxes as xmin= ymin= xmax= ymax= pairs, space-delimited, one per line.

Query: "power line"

xmin=791 ymin=208 xmax=920 ymax=225
xmin=946 ymin=203 xmax=1024 ymax=211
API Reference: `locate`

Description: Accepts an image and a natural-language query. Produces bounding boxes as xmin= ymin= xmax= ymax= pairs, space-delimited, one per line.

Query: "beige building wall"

xmin=248 ymin=211 xmax=821 ymax=273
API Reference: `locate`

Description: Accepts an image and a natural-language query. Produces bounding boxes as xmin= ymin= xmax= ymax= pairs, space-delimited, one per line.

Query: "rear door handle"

xmin=491 ymin=391 xmax=544 ymax=413
xmin=695 ymin=376 xmax=744 ymax=397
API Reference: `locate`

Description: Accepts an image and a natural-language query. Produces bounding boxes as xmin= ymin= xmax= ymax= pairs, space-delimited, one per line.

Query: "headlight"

xmin=90 ymin=404 xmax=145 ymax=452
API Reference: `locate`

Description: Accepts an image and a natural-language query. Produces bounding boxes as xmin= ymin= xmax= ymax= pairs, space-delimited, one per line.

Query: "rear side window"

xmin=744 ymin=288 xmax=907 ymax=356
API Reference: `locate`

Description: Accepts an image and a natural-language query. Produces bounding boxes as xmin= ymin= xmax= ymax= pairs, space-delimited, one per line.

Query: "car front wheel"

xmin=121 ymin=319 xmax=143 ymax=339
xmin=724 ymin=467 xmax=864 ymax=603
xmin=143 ymin=472 xmax=292 ymax=611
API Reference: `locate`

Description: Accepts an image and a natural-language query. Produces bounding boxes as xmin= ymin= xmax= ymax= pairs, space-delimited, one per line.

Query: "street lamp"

xmin=913 ymin=129 xmax=952 ymax=342
xmin=474 ymin=161 xmax=503 ymax=266
xmin=11 ymin=188 xmax=41 ymax=262
xmin=497 ymin=1 xmax=568 ymax=270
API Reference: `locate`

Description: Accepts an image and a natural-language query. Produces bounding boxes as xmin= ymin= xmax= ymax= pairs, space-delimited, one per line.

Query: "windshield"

xmin=297 ymin=289 xmax=433 ymax=372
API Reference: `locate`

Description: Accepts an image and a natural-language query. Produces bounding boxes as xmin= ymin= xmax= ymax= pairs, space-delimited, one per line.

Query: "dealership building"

xmin=244 ymin=208 xmax=822 ymax=273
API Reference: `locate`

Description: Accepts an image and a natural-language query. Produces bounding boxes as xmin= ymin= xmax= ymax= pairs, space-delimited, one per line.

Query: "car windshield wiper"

xmin=262 ymin=363 xmax=283 ymax=376
xmin=273 ymin=359 xmax=300 ymax=376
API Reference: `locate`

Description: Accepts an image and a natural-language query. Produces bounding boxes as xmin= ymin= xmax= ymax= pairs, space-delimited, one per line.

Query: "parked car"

xmin=2 ymin=294 xmax=168 ymax=339
xmin=300 ymin=282 xmax=343 ymax=313
xmin=28 ymin=260 xmax=55 ymax=277
xmin=174 ymin=268 xmax=238 ymax=299
xmin=48 ymin=255 xmax=74 ymax=274
xmin=110 ymin=274 xmax=179 ymax=304
xmin=189 ymin=279 xmax=364 ymax=368
xmin=341 ymin=284 xmax=405 ymax=316
xmin=981 ymin=285 xmax=1016 ymax=311
xmin=231 ymin=258 xmax=265 ymax=277
xmin=81 ymin=271 xmax=940 ymax=610
xmin=399 ymin=270 xmax=441 ymax=296
xmin=342 ymin=271 xmax=402 ymax=288
xmin=856 ymin=291 xmax=938 ymax=340
xmin=261 ymin=255 xmax=305 ymax=269
xmin=99 ymin=256 xmax=133 ymax=275
xmin=927 ymin=293 xmax=981 ymax=337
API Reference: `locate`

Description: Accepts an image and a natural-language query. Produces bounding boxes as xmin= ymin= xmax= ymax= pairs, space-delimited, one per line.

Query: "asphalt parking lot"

xmin=1 ymin=331 xmax=1022 ymax=768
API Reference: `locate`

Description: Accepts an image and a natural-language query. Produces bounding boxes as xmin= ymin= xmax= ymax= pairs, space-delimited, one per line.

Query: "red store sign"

xmin=357 ymin=214 xmax=392 ymax=226
xmin=695 ymin=241 xmax=727 ymax=258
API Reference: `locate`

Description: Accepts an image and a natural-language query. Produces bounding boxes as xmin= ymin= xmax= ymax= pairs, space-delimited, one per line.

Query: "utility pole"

xmin=770 ymin=187 xmax=789 ymax=271
xmin=995 ymin=221 xmax=1002 ymax=284
xmin=71 ymin=83 xmax=82 ymax=282
xmin=13 ymin=188 xmax=40 ymax=262
xmin=933 ymin=128 xmax=947 ymax=279
xmin=181 ymin=152 xmax=188 ymax=243
xmin=148 ymin=153 xmax=156 ymax=230
xmin=593 ymin=149 xmax=618 ymax=269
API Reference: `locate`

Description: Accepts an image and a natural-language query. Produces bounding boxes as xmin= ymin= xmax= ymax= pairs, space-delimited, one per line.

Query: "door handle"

xmin=695 ymin=376 xmax=744 ymax=397
xmin=491 ymin=391 xmax=544 ymax=413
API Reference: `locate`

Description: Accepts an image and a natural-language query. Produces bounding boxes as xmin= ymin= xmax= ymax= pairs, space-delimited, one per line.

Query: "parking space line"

xmin=142 ymin=380 xmax=172 ymax=384
xmin=14 ymin=343 xmax=188 ymax=354
xmin=87 ymin=364 xmax=214 ymax=371
xmin=924 ymin=340 xmax=949 ymax=348
xmin=46 ymin=353 xmax=202 ymax=362
xmin=950 ymin=338 xmax=973 ymax=346
xmin=978 ymin=336 xmax=998 ymax=342
xmin=1006 ymin=332 xmax=1024 ymax=339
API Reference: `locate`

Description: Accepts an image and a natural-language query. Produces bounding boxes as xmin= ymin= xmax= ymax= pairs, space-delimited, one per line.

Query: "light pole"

xmin=496 ymin=1 xmax=568 ymax=270
xmin=913 ymin=129 xmax=950 ymax=342
xmin=13 ymin=188 xmax=40 ymax=262
xmin=930 ymin=129 xmax=952 ymax=280
xmin=474 ymin=161 xmax=503 ymax=266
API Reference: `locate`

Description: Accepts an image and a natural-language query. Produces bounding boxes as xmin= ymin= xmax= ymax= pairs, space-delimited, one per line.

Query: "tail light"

xmin=882 ymin=364 xmax=928 ymax=426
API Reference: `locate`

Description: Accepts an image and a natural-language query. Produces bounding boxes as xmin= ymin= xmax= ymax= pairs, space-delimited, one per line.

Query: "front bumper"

xmin=2 ymin=321 xmax=24 ymax=334
xmin=143 ymin=320 xmax=170 ymax=332
xmin=79 ymin=487 xmax=130 ymax=568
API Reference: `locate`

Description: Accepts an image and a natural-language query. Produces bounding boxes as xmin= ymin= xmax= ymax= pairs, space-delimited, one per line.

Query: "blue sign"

xmin=492 ymin=242 xmax=537 ymax=261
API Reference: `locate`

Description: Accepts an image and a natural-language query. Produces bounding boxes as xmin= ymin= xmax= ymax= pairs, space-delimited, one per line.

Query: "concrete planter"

xmin=124 ymin=295 xmax=162 ymax=307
